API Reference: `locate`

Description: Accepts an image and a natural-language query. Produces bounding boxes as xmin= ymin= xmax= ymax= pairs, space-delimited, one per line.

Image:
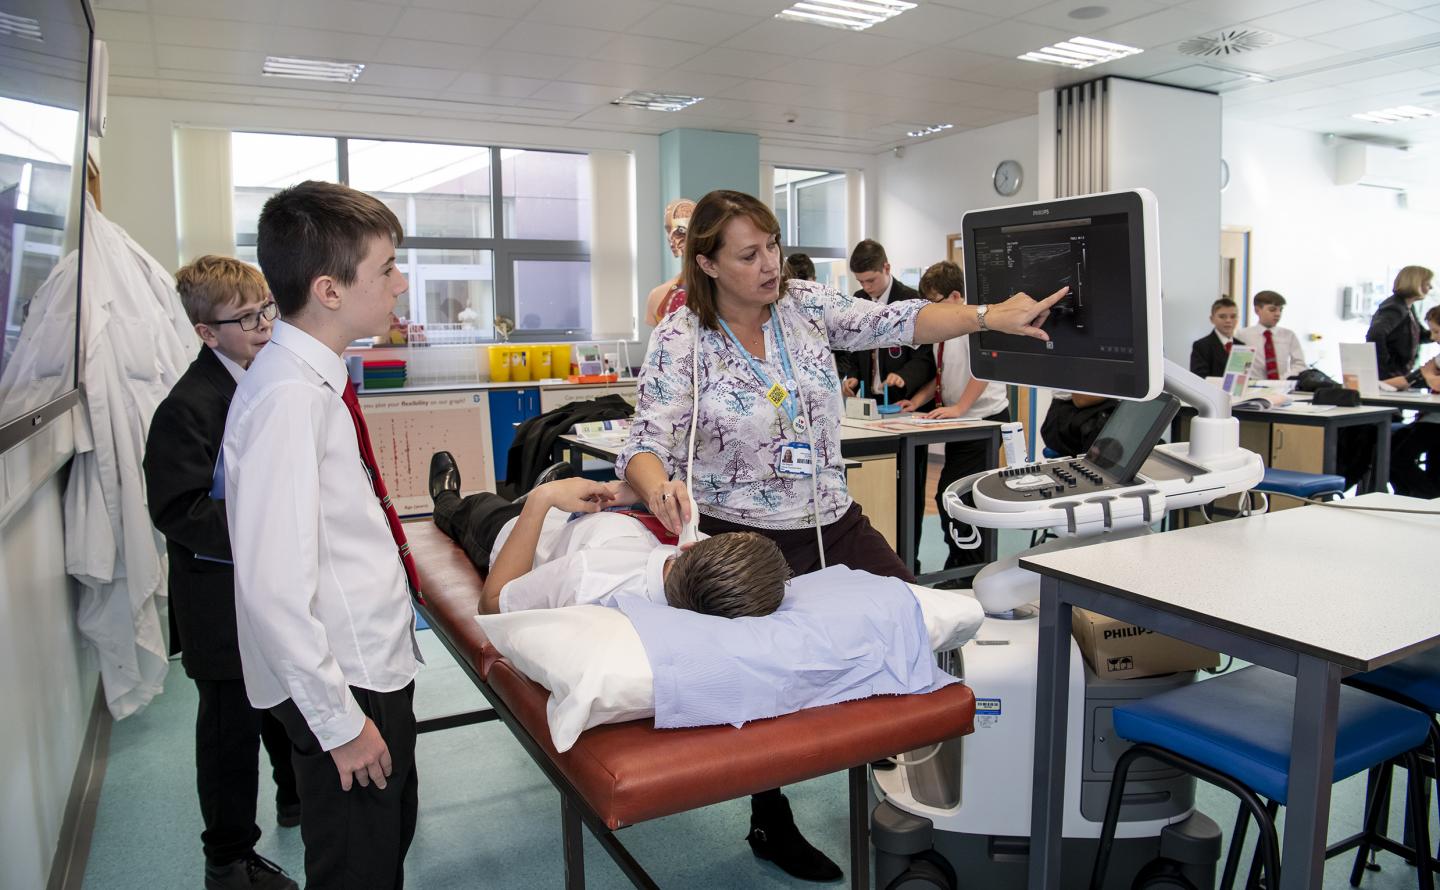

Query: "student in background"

xmin=783 ymin=252 xmax=815 ymax=282
xmin=144 ymin=257 xmax=298 ymax=890
xmin=1367 ymin=265 xmax=1433 ymax=389
xmin=898 ymin=261 xmax=1010 ymax=577
xmin=224 ymin=182 xmax=422 ymax=890
xmin=1189 ymin=297 xmax=1247 ymax=378
xmin=1237 ymin=290 xmax=1308 ymax=381
xmin=1390 ymin=304 xmax=1440 ymax=497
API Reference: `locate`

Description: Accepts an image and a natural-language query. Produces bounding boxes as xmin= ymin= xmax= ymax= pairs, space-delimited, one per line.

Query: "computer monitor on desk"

xmin=962 ymin=189 xmax=1163 ymax=401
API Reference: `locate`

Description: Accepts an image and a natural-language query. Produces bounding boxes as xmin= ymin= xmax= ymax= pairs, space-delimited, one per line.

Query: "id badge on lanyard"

xmin=778 ymin=441 xmax=814 ymax=476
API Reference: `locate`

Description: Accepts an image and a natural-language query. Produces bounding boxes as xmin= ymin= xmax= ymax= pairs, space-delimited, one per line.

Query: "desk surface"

xmin=560 ymin=423 xmax=902 ymax=461
xmin=1360 ymin=391 xmax=1440 ymax=411
xmin=1230 ymin=402 xmax=1394 ymax=422
xmin=1020 ymin=493 xmax=1440 ymax=672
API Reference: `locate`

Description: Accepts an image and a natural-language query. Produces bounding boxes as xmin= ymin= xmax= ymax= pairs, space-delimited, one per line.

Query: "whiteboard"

xmin=359 ymin=390 xmax=493 ymax=517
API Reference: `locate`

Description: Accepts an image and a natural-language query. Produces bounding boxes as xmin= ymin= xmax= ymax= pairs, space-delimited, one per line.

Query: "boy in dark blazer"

xmin=1189 ymin=297 xmax=1246 ymax=378
xmin=144 ymin=256 xmax=298 ymax=890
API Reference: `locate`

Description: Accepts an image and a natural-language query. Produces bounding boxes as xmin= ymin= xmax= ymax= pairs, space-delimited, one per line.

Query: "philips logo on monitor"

xmin=1032 ymin=209 xmax=1050 ymax=216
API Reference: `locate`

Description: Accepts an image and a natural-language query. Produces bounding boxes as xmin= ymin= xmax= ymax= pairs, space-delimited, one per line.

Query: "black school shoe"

xmin=429 ymin=450 xmax=462 ymax=500
xmin=204 ymin=853 xmax=298 ymax=890
xmin=746 ymin=793 xmax=844 ymax=883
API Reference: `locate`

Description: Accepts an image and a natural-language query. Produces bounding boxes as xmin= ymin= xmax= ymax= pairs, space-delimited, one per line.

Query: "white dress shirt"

xmin=212 ymin=346 xmax=245 ymax=383
xmin=494 ymin=509 xmax=676 ymax=612
xmin=1238 ymin=323 xmax=1308 ymax=380
xmin=937 ymin=333 xmax=1008 ymax=419
xmin=223 ymin=320 xmax=421 ymax=751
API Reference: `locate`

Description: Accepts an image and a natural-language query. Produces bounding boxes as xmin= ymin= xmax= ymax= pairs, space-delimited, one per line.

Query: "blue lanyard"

xmin=717 ymin=314 xmax=801 ymax=427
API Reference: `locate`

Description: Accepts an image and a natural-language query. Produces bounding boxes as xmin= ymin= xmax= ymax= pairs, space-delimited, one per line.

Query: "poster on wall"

xmin=360 ymin=390 xmax=492 ymax=517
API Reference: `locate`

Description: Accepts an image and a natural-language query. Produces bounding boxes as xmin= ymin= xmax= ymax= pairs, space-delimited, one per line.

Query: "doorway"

xmin=1220 ymin=226 xmax=1252 ymax=324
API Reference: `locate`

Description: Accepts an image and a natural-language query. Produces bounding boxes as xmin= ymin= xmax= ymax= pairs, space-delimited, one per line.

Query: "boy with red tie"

xmin=1237 ymin=290 xmax=1308 ymax=381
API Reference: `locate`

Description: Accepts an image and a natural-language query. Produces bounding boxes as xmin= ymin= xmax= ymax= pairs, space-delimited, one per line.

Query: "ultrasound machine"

xmin=871 ymin=190 xmax=1265 ymax=890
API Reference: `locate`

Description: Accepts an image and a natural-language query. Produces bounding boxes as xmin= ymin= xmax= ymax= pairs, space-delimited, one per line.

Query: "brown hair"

xmin=919 ymin=260 xmax=964 ymax=302
xmin=256 ymin=180 xmax=404 ymax=318
xmin=1394 ymin=265 xmax=1434 ymax=300
xmin=1425 ymin=304 xmax=1440 ymax=328
xmin=1253 ymin=290 xmax=1286 ymax=309
xmin=683 ymin=190 xmax=788 ymax=331
xmin=174 ymin=255 xmax=270 ymax=326
xmin=783 ymin=252 xmax=815 ymax=282
xmin=663 ymin=532 xmax=790 ymax=619
xmin=849 ymin=239 xmax=888 ymax=275
xmin=1210 ymin=297 xmax=1238 ymax=313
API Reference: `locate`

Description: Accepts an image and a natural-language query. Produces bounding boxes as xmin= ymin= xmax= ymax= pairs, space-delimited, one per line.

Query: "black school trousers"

xmin=270 ymin=683 xmax=418 ymax=890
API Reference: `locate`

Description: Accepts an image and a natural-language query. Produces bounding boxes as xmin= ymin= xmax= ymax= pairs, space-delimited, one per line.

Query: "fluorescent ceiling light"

xmin=1019 ymin=36 xmax=1142 ymax=70
xmin=1352 ymin=105 xmax=1435 ymax=124
xmin=0 ymin=11 xmax=43 ymax=41
xmin=775 ymin=0 xmax=916 ymax=32
xmin=611 ymin=91 xmax=703 ymax=112
xmin=262 ymin=56 xmax=365 ymax=83
xmin=906 ymin=123 xmax=953 ymax=138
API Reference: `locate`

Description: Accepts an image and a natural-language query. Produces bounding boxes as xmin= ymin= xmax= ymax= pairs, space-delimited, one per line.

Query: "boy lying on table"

xmin=426 ymin=451 xmax=789 ymax=618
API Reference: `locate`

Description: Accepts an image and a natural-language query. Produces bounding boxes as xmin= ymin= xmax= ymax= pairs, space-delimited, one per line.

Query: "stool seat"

xmin=1112 ymin=667 xmax=1430 ymax=805
xmin=1253 ymin=468 xmax=1346 ymax=498
xmin=1349 ymin=646 xmax=1440 ymax=714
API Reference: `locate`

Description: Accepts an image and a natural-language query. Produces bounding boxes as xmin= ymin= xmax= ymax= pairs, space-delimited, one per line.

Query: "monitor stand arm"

xmin=1163 ymin=358 xmax=1238 ymax=465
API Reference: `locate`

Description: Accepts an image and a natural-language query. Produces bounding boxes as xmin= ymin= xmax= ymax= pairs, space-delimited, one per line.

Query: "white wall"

xmin=872 ymin=115 xmax=1040 ymax=279
xmin=1221 ymin=119 xmax=1440 ymax=375
xmin=0 ymin=447 xmax=96 ymax=890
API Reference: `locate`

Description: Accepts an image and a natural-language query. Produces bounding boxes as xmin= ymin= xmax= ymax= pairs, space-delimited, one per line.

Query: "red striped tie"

xmin=341 ymin=380 xmax=424 ymax=605
xmin=1263 ymin=330 xmax=1280 ymax=381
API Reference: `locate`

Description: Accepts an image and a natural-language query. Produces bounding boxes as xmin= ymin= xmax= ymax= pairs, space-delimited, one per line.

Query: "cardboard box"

xmin=1071 ymin=608 xmax=1219 ymax=679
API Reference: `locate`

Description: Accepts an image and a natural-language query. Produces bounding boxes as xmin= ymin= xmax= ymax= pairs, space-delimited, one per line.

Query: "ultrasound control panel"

xmin=976 ymin=458 xmax=1132 ymax=502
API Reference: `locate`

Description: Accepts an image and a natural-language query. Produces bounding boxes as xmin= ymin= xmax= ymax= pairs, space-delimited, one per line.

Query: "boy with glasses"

xmin=144 ymin=255 xmax=298 ymax=890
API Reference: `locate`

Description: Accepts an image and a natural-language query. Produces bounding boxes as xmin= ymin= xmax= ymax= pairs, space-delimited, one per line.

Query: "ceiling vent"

xmin=1177 ymin=29 xmax=1277 ymax=57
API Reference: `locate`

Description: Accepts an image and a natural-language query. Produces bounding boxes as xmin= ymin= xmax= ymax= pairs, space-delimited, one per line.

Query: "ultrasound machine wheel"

xmin=1130 ymin=857 xmax=1201 ymax=890
xmin=884 ymin=851 xmax=957 ymax=890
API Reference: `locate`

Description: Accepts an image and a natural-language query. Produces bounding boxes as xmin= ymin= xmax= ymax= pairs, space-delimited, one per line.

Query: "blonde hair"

xmin=683 ymin=190 xmax=787 ymax=331
xmin=1394 ymin=265 xmax=1433 ymax=300
xmin=174 ymin=255 xmax=270 ymax=326
xmin=663 ymin=532 xmax=790 ymax=619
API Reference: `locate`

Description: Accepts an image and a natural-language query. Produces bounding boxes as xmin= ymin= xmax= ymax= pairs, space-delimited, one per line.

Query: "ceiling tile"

xmin=1220 ymin=38 xmax=1340 ymax=73
xmin=1016 ymin=0 xmax=1166 ymax=33
xmin=445 ymin=71 xmax=547 ymax=96
xmin=1247 ymin=0 xmax=1398 ymax=37
xmin=761 ymin=57 xmax=858 ymax=88
xmin=1376 ymin=0 xmax=1439 ymax=9
xmin=278 ymin=0 xmax=403 ymax=36
xmin=104 ymin=39 xmax=158 ymax=71
xmin=1412 ymin=4 xmax=1440 ymax=21
xmin=956 ymin=56 xmax=1073 ymax=89
xmin=1090 ymin=6 xmax=1238 ymax=47
xmin=651 ymin=69 xmax=746 ymax=96
xmin=927 ymin=0 xmax=1052 ymax=15
xmin=498 ymin=20 xmax=605 ymax=57
xmin=525 ymin=0 xmax=662 ymax=31
xmin=724 ymin=19 xmax=843 ymax=55
xmin=678 ymin=46 xmax=791 ymax=78
xmin=357 ymin=63 xmax=461 ymax=90
xmin=803 ymin=32 xmax=918 ymax=67
xmin=891 ymin=45 xmax=995 ymax=80
xmin=590 ymin=33 xmax=707 ymax=68
xmin=530 ymin=80 xmax=627 ymax=104
xmin=149 ymin=16 xmax=266 ymax=51
xmin=410 ymin=0 xmax=539 ymax=16
xmin=947 ymin=19 xmax=1077 ymax=58
xmin=469 ymin=48 xmax=573 ymax=78
xmin=1178 ymin=0 xmax=1310 ymax=21
xmin=389 ymin=8 xmax=513 ymax=46
xmin=628 ymin=6 xmax=761 ymax=44
xmin=93 ymin=0 xmax=150 ymax=12
xmin=1348 ymin=68 xmax=1440 ymax=95
xmin=868 ymin=3 xmax=1000 ymax=44
xmin=156 ymin=44 xmax=262 ymax=74
xmin=1301 ymin=57 xmax=1409 ymax=84
xmin=1313 ymin=13 xmax=1440 ymax=50
xmin=558 ymin=58 xmax=668 ymax=87
xmin=149 ymin=0 xmax=279 ymax=26
xmin=94 ymin=9 xmax=153 ymax=43
xmin=672 ymin=0 xmax=789 ymax=15
xmin=266 ymin=27 xmax=384 ymax=60
xmin=375 ymin=37 xmax=485 ymax=69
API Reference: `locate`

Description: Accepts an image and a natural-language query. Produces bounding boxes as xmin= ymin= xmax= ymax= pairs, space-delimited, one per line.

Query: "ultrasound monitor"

xmin=961 ymin=189 xmax=1162 ymax=400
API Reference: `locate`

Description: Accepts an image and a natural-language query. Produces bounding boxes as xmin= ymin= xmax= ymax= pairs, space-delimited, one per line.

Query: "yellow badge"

xmin=766 ymin=382 xmax=789 ymax=408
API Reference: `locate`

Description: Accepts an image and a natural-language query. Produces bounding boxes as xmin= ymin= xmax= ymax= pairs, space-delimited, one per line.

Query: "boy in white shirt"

xmin=898 ymin=262 xmax=1010 ymax=576
xmin=1237 ymin=290 xmax=1308 ymax=380
xmin=425 ymin=452 xmax=789 ymax=617
xmin=224 ymin=182 xmax=421 ymax=890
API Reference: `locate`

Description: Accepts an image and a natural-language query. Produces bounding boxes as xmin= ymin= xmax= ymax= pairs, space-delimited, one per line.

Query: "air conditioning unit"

xmin=1331 ymin=138 xmax=1417 ymax=189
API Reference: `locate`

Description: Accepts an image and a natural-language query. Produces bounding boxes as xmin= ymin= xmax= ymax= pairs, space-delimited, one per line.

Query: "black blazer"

xmin=1366 ymin=294 xmax=1426 ymax=384
xmin=1189 ymin=331 xmax=1246 ymax=379
xmin=143 ymin=347 xmax=243 ymax=681
xmin=835 ymin=278 xmax=937 ymax=406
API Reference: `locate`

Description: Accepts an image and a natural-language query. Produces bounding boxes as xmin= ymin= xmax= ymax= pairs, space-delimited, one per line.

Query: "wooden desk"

xmin=1228 ymin=403 xmax=1393 ymax=495
xmin=1020 ymin=494 xmax=1440 ymax=890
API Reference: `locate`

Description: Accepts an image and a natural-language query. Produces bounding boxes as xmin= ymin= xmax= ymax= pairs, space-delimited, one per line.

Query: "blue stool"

xmin=1254 ymin=467 xmax=1347 ymax=502
xmin=1341 ymin=647 xmax=1440 ymax=885
xmin=1089 ymin=666 xmax=1434 ymax=890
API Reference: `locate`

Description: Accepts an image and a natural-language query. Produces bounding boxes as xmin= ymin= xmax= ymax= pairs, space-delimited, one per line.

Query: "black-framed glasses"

xmin=210 ymin=301 xmax=278 ymax=332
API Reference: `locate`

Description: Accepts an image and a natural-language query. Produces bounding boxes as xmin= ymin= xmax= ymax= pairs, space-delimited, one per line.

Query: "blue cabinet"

xmin=488 ymin=388 xmax=541 ymax=481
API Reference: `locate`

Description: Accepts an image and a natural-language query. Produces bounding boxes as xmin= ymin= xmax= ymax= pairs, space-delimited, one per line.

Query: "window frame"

xmin=232 ymin=134 xmax=591 ymax=341
xmin=774 ymin=167 xmax=846 ymax=261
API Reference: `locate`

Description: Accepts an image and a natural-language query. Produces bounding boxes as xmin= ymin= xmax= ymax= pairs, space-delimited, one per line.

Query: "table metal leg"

xmin=1280 ymin=655 xmax=1342 ymax=890
xmin=1372 ymin=418 xmax=1391 ymax=494
xmin=1028 ymin=576 xmax=1073 ymax=890
xmin=1323 ymin=423 xmax=1339 ymax=479
xmin=562 ymin=794 xmax=587 ymax=889
xmin=898 ymin=443 xmax=916 ymax=573
xmin=569 ymin=443 xmax=584 ymax=474
xmin=849 ymin=766 xmax=871 ymax=890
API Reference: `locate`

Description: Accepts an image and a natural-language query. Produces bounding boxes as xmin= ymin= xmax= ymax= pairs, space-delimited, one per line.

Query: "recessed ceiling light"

xmin=611 ymin=91 xmax=703 ymax=112
xmin=775 ymin=0 xmax=916 ymax=32
xmin=1351 ymin=105 xmax=1436 ymax=124
xmin=906 ymin=123 xmax=954 ymax=138
xmin=1019 ymin=36 xmax=1142 ymax=69
xmin=1068 ymin=6 xmax=1110 ymax=20
xmin=262 ymin=56 xmax=365 ymax=83
xmin=0 ymin=11 xmax=43 ymax=41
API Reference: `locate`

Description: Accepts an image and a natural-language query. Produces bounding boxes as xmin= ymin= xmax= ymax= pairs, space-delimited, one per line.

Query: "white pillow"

xmin=475 ymin=584 xmax=984 ymax=753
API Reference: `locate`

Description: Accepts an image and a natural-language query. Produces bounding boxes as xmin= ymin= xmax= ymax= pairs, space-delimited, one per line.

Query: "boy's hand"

xmin=883 ymin=372 xmax=906 ymax=389
xmin=897 ymin=399 xmax=919 ymax=412
xmin=533 ymin=477 xmax=617 ymax=513
xmin=923 ymin=405 xmax=965 ymax=420
xmin=332 ymin=718 xmax=391 ymax=791
xmin=841 ymin=377 xmax=859 ymax=398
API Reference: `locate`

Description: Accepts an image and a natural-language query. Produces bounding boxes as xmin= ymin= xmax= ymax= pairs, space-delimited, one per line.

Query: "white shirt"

xmin=1214 ymin=329 xmax=1235 ymax=347
xmin=495 ymin=509 xmax=676 ymax=612
xmin=1238 ymin=323 xmax=1308 ymax=379
xmin=223 ymin=321 xmax=421 ymax=751
xmin=212 ymin=346 xmax=245 ymax=383
xmin=937 ymin=333 xmax=1008 ymax=419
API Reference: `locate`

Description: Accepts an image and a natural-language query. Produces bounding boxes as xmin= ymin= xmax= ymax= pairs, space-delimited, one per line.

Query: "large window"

xmin=774 ymin=167 xmax=848 ymax=291
xmin=232 ymin=134 xmax=591 ymax=339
